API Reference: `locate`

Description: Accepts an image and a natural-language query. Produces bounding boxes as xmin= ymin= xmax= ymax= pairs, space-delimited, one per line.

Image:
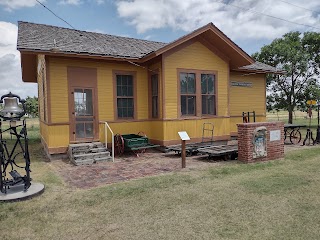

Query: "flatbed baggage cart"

xmin=197 ymin=144 xmax=238 ymax=160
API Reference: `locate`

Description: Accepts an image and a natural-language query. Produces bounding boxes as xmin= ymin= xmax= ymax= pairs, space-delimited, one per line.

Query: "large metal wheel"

xmin=114 ymin=134 xmax=124 ymax=156
xmin=290 ymin=129 xmax=301 ymax=144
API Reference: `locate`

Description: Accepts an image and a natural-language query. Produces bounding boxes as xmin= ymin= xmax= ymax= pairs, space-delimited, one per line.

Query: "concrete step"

xmin=94 ymin=156 xmax=113 ymax=162
xmin=68 ymin=142 xmax=111 ymax=166
xmin=74 ymin=152 xmax=110 ymax=159
xmin=90 ymin=147 xmax=108 ymax=153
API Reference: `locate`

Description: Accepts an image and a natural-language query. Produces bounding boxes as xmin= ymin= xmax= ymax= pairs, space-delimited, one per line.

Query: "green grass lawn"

xmin=1 ymin=119 xmax=320 ymax=239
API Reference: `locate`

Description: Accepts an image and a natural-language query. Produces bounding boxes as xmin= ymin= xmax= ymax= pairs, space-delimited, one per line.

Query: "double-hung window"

xmin=116 ymin=74 xmax=134 ymax=118
xmin=151 ymin=74 xmax=159 ymax=118
xmin=201 ymin=74 xmax=216 ymax=115
xmin=179 ymin=70 xmax=216 ymax=117
xmin=180 ymin=73 xmax=196 ymax=115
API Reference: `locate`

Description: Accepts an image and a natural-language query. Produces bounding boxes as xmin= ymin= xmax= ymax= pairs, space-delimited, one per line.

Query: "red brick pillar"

xmin=237 ymin=122 xmax=284 ymax=163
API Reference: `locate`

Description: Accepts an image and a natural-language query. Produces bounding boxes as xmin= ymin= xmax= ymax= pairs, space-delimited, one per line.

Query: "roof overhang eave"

xmin=18 ymin=48 xmax=142 ymax=62
xmin=233 ymin=69 xmax=287 ymax=75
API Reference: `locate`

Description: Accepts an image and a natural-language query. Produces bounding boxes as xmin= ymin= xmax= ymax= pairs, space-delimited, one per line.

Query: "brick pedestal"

xmin=237 ymin=122 xmax=284 ymax=163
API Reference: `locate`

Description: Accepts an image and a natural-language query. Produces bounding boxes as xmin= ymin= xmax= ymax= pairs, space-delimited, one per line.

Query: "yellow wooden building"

xmin=17 ymin=21 xmax=282 ymax=156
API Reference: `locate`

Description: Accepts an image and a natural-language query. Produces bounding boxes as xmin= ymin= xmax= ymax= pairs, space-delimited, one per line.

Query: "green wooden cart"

xmin=114 ymin=132 xmax=160 ymax=156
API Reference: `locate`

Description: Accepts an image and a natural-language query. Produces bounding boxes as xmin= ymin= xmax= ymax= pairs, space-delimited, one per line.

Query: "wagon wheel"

xmin=290 ymin=129 xmax=301 ymax=144
xmin=114 ymin=134 xmax=124 ymax=156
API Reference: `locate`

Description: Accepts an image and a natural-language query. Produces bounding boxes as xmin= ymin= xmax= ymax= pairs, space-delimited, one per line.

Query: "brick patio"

xmin=49 ymin=144 xmax=313 ymax=189
xmin=49 ymin=149 xmax=223 ymax=189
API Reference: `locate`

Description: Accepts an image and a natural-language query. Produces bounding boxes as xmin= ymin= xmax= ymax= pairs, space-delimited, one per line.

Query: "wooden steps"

xmin=68 ymin=142 xmax=112 ymax=165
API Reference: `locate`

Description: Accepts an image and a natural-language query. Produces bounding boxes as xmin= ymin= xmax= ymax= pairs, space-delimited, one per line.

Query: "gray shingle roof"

xmin=17 ymin=21 xmax=167 ymax=59
xmin=17 ymin=21 xmax=282 ymax=73
xmin=238 ymin=61 xmax=284 ymax=73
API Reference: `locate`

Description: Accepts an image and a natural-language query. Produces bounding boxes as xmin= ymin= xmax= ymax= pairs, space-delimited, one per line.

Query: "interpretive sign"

xmin=270 ymin=130 xmax=281 ymax=141
xmin=178 ymin=131 xmax=190 ymax=141
xmin=231 ymin=81 xmax=252 ymax=87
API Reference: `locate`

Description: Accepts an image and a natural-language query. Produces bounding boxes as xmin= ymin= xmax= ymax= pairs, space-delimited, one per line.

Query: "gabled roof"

xmin=17 ymin=21 xmax=282 ymax=78
xmin=17 ymin=21 xmax=166 ymax=59
xmin=237 ymin=61 xmax=286 ymax=74
xmin=143 ymin=23 xmax=254 ymax=65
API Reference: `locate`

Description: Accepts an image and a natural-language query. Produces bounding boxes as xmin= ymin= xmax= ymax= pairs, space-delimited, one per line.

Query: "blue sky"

xmin=0 ymin=0 xmax=319 ymax=98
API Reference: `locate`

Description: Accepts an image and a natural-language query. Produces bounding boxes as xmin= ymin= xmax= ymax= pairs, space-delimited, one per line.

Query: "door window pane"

xmin=85 ymin=122 xmax=94 ymax=138
xmin=76 ymin=123 xmax=85 ymax=139
xmin=74 ymin=89 xmax=93 ymax=116
xmin=74 ymin=88 xmax=95 ymax=139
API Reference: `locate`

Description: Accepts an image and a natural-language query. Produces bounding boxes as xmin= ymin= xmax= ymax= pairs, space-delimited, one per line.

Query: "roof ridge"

xmin=18 ymin=21 xmax=167 ymax=45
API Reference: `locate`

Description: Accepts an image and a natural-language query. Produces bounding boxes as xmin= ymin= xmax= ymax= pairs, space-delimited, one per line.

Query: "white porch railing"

xmin=103 ymin=121 xmax=114 ymax=162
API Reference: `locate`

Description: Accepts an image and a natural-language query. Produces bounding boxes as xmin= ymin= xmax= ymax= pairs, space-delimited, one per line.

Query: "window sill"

xmin=179 ymin=115 xmax=225 ymax=120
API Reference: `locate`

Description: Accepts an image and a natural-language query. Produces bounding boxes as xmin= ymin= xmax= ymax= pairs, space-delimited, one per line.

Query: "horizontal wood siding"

xmin=164 ymin=41 xmax=229 ymax=119
xmin=48 ymin=125 xmax=70 ymax=148
xmin=47 ymin=57 xmax=152 ymax=150
xmin=229 ymin=72 xmax=266 ymax=116
xmin=49 ymin=58 xmax=69 ymax=123
xmin=163 ymin=118 xmax=229 ymax=141
xmin=99 ymin=121 xmax=164 ymax=143
xmin=229 ymin=72 xmax=266 ymax=133
xmin=40 ymin=121 xmax=49 ymax=146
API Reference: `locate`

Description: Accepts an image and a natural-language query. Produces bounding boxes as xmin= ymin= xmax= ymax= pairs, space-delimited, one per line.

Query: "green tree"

xmin=25 ymin=96 xmax=38 ymax=117
xmin=253 ymin=31 xmax=320 ymax=123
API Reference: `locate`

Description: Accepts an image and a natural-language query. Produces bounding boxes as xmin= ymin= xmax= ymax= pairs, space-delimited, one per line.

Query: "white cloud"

xmin=116 ymin=0 xmax=320 ymax=40
xmin=59 ymin=0 xmax=104 ymax=5
xmin=0 ymin=0 xmax=45 ymax=11
xmin=59 ymin=0 xmax=82 ymax=5
xmin=0 ymin=22 xmax=37 ymax=99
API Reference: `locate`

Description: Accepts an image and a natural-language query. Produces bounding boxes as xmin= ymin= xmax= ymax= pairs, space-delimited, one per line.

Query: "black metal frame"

xmin=0 ymin=93 xmax=31 ymax=194
xmin=242 ymin=111 xmax=256 ymax=123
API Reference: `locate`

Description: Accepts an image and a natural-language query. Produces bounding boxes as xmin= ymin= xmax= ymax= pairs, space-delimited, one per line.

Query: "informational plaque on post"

xmin=178 ymin=131 xmax=190 ymax=141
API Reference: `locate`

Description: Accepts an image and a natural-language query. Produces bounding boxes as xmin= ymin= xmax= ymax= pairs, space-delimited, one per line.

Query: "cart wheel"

xmin=114 ymin=134 xmax=124 ymax=156
xmin=290 ymin=129 xmax=301 ymax=144
xmin=137 ymin=132 xmax=147 ymax=154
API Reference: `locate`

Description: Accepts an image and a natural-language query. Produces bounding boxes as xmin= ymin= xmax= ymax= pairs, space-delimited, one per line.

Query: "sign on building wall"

xmin=231 ymin=81 xmax=253 ymax=87
xmin=270 ymin=130 xmax=281 ymax=141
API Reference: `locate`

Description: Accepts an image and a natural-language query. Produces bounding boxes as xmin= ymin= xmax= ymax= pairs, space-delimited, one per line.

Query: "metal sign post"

xmin=303 ymin=100 xmax=316 ymax=145
xmin=178 ymin=131 xmax=190 ymax=169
